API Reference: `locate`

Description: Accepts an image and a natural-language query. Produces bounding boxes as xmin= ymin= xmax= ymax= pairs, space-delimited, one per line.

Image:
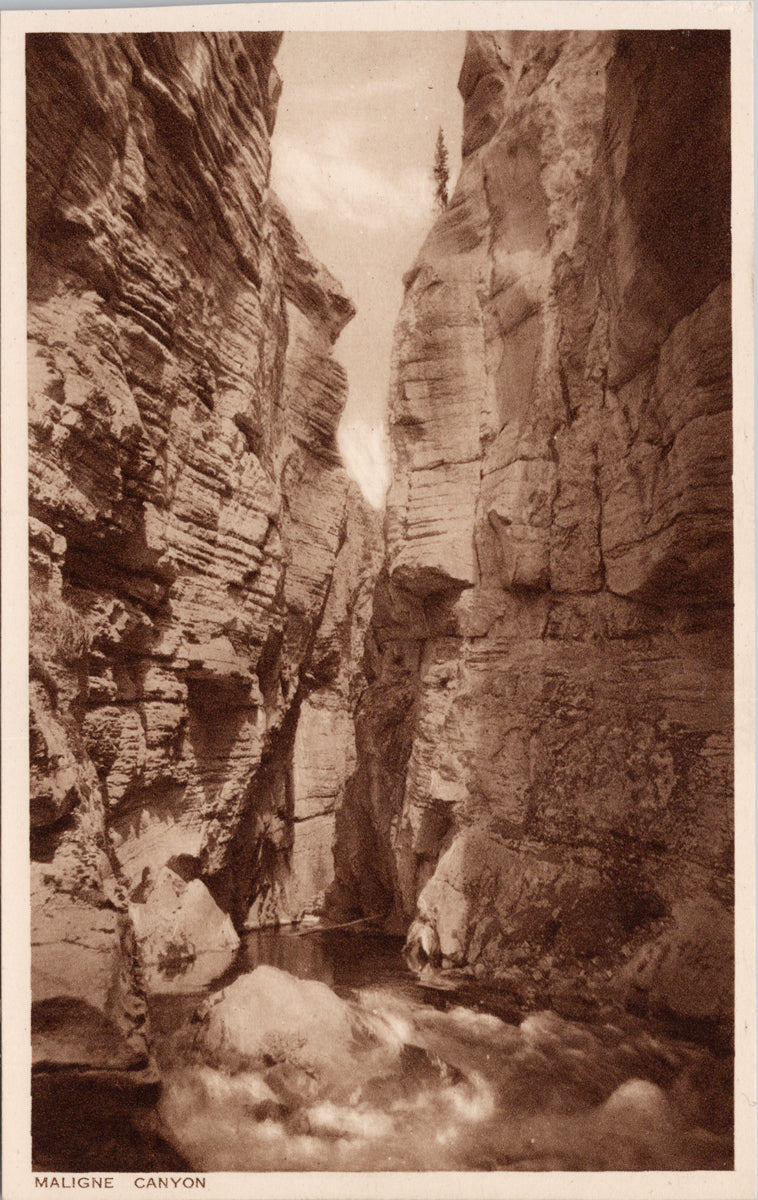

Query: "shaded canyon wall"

xmin=338 ymin=30 xmax=733 ymax=1036
xmin=27 ymin=30 xmax=380 ymax=1153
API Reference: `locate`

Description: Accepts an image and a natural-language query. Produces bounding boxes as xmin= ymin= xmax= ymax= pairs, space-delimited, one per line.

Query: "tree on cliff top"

xmin=433 ymin=127 xmax=450 ymax=211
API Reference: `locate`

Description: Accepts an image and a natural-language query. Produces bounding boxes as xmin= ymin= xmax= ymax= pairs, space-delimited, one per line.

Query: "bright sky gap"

xmin=270 ymin=31 xmax=465 ymax=507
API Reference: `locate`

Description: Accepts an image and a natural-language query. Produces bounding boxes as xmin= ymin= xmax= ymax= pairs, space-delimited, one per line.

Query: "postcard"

xmin=2 ymin=2 xmax=754 ymax=1197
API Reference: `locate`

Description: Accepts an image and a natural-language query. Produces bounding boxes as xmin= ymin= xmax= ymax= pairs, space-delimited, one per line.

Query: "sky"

xmin=270 ymin=32 xmax=466 ymax=506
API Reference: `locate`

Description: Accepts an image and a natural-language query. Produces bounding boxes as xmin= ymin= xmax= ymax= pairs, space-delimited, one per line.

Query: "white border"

xmin=2 ymin=4 xmax=754 ymax=1198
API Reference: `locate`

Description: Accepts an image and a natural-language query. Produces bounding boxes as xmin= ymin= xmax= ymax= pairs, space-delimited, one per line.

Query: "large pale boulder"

xmin=184 ymin=966 xmax=400 ymax=1099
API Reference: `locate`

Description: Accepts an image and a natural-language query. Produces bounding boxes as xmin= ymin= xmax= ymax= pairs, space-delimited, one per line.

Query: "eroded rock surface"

xmin=27 ymin=30 xmax=378 ymax=1158
xmin=345 ymin=31 xmax=733 ymax=1036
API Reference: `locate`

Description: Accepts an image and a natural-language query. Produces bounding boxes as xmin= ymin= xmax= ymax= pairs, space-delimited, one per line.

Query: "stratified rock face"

xmin=27 ymin=30 xmax=368 ymax=1136
xmin=356 ymin=31 xmax=733 ymax=1033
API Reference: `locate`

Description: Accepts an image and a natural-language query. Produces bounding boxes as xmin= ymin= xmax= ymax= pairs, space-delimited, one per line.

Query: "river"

xmin=145 ymin=927 xmax=733 ymax=1172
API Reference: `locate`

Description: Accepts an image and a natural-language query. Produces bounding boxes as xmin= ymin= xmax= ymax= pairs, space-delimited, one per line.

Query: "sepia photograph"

xmin=2 ymin=2 xmax=754 ymax=1196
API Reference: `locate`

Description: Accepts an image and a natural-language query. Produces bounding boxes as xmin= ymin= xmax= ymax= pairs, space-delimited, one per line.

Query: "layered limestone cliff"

xmin=345 ymin=31 xmax=733 ymax=1036
xmin=27 ymin=31 xmax=377 ymax=1162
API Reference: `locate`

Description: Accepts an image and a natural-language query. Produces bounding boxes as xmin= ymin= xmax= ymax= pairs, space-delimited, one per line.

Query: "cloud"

xmin=337 ymin=418 xmax=390 ymax=509
xmin=271 ymin=128 xmax=432 ymax=233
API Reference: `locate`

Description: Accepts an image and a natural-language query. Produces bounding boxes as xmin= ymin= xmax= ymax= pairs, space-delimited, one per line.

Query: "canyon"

xmin=27 ymin=28 xmax=733 ymax=1170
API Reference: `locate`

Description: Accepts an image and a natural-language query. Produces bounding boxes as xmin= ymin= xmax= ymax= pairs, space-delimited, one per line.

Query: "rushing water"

xmin=147 ymin=928 xmax=733 ymax=1173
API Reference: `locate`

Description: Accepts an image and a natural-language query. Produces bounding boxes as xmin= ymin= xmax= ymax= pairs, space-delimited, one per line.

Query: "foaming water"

xmin=148 ymin=929 xmax=733 ymax=1172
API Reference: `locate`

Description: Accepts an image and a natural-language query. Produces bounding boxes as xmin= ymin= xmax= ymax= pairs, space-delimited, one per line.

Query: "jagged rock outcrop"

xmin=27 ymin=30 xmax=374 ymax=1162
xmin=349 ymin=31 xmax=733 ymax=1037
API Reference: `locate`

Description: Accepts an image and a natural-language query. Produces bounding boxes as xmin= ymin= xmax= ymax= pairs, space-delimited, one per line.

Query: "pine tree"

xmin=433 ymin=127 xmax=450 ymax=212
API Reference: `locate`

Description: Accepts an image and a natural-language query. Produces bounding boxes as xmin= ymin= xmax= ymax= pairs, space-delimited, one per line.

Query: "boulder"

xmin=187 ymin=965 xmax=398 ymax=1098
xmin=129 ymin=867 xmax=239 ymax=992
xmin=621 ymin=898 xmax=734 ymax=1036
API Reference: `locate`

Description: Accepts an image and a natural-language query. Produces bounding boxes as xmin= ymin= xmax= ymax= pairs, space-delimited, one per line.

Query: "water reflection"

xmin=142 ymin=948 xmax=239 ymax=994
xmin=230 ymin=928 xmax=339 ymax=986
xmin=148 ymin=925 xmax=414 ymax=998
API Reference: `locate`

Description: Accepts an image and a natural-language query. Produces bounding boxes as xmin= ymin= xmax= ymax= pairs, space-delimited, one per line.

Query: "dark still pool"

xmin=146 ymin=929 xmax=733 ymax=1172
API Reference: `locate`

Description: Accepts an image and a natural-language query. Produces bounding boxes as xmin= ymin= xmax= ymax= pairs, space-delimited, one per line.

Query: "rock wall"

xmin=27 ymin=31 xmax=374 ymax=1160
xmin=349 ymin=31 xmax=733 ymax=1036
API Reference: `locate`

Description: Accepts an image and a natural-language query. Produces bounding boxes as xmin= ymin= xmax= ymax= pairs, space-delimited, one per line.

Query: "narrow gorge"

xmin=27 ymin=28 xmax=734 ymax=1176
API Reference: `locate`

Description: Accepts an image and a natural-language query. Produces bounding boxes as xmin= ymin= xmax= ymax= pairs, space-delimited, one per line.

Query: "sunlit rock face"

xmin=27 ymin=30 xmax=376 ymax=1132
xmin=352 ymin=31 xmax=733 ymax=1035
